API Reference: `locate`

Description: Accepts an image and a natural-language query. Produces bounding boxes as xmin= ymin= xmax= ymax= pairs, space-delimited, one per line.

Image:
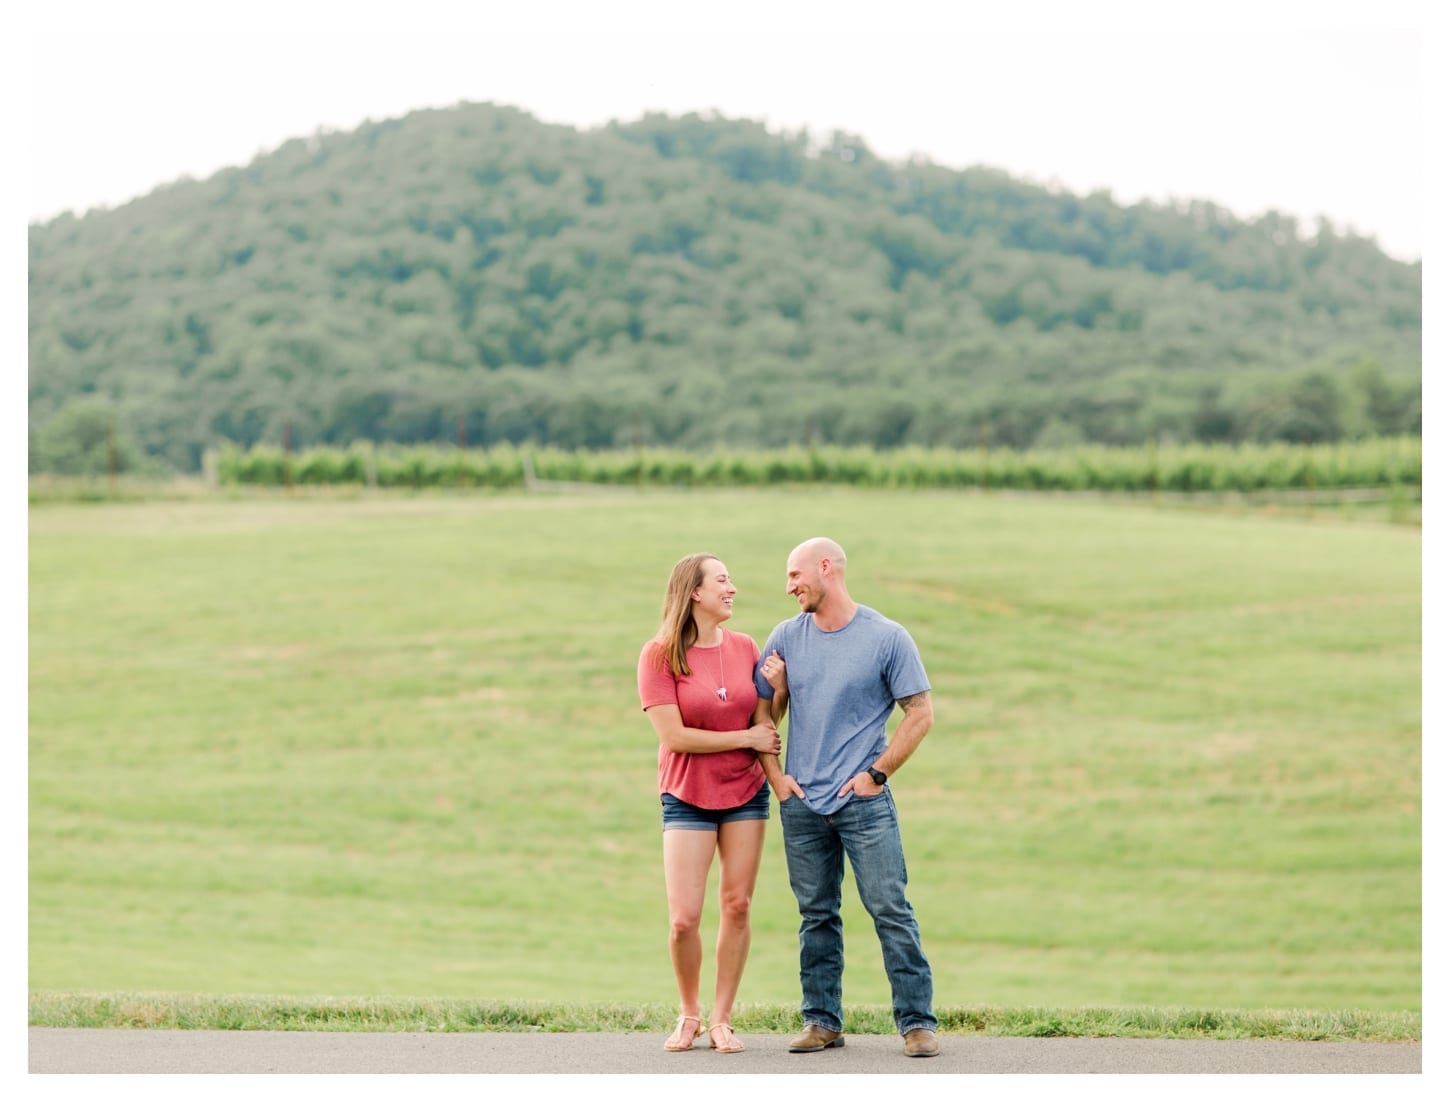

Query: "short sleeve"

xmin=884 ymin=627 xmax=930 ymax=700
xmin=638 ymin=640 xmax=679 ymax=711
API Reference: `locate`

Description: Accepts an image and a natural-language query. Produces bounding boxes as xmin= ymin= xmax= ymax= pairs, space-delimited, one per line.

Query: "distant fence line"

xmin=210 ymin=437 xmax=1421 ymax=495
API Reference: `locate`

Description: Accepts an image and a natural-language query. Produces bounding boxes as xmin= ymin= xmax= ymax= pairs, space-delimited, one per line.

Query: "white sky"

xmin=18 ymin=0 xmax=1434 ymax=262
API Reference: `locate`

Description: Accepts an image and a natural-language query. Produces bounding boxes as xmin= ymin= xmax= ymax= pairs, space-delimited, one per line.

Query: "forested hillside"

xmin=28 ymin=103 xmax=1421 ymax=473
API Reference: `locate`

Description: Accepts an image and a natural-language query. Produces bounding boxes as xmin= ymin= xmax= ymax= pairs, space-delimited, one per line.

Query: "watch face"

xmin=869 ymin=768 xmax=887 ymax=785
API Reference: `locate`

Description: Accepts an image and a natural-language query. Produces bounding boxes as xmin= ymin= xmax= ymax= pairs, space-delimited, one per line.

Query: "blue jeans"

xmin=779 ymin=788 xmax=936 ymax=1035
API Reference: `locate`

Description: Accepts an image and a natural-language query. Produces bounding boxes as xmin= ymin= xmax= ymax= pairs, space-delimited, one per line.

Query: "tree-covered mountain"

xmin=28 ymin=102 xmax=1421 ymax=472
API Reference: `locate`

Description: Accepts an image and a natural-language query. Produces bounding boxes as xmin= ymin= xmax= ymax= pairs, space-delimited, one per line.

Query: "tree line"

xmin=28 ymin=103 xmax=1421 ymax=474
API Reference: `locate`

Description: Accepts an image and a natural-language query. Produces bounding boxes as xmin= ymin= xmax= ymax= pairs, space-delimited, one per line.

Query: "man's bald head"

xmin=789 ymin=537 xmax=847 ymax=574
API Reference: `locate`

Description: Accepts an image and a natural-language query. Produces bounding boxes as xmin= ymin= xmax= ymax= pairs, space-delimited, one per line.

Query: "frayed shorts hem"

xmin=661 ymin=785 xmax=769 ymax=831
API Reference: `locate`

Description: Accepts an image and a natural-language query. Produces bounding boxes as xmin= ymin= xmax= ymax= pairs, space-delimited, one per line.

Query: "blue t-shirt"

xmin=753 ymin=604 xmax=930 ymax=814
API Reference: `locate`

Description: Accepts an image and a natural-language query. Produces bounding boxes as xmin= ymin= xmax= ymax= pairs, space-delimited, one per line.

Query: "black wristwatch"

xmin=867 ymin=767 xmax=888 ymax=786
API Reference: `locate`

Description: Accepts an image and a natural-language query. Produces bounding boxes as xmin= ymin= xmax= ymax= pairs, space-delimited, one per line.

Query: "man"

xmin=754 ymin=536 xmax=939 ymax=1058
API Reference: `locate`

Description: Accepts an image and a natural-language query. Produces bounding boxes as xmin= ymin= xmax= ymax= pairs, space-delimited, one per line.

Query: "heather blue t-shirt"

xmin=754 ymin=604 xmax=930 ymax=814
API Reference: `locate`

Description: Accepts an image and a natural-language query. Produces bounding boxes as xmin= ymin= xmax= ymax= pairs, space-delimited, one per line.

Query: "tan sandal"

xmin=709 ymin=1022 xmax=744 ymax=1053
xmin=664 ymin=1014 xmax=704 ymax=1052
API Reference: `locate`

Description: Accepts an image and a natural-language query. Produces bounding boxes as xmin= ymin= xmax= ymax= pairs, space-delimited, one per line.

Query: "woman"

xmin=637 ymin=552 xmax=783 ymax=1053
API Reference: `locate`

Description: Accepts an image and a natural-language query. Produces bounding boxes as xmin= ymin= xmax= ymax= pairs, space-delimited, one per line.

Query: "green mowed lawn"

xmin=28 ymin=489 xmax=1421 ymax=1010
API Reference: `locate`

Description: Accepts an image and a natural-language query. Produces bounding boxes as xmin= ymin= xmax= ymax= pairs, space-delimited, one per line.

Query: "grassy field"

xmin=28 ymin=488 xmax=1421 ymax=1017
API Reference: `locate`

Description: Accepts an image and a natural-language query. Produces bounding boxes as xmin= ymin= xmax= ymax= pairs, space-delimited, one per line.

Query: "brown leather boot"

xmin=787 ymin=1024 xmax=845 ymax=1052
xmin=903 ymin=1028 xmax=940 ymax=1057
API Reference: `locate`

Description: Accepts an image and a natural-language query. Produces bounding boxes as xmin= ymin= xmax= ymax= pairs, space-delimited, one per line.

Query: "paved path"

xmin=28 ymin=1028 xmax=1421 ymax=1074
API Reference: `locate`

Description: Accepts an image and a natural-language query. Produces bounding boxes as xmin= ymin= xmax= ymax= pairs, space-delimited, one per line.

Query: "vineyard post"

xmin=282 ymin=419 xmax=293 ymax=492
xmin=978 ymin=422 xmax=990 ymax=493
xmin=457 ymin=414 xmax=467 ymax=488
xmin=1149 ymin=433 xmax=1160 ymax=504
xmin=107 ymin=412 xmax=118 ymax=499
xmin=804 ymin=415 xmax=817 ymax=483
xmin=634 ymin=410 xmax=644 ymax=492
xmin=1303 ymin=435 xmax=1314 ymax=517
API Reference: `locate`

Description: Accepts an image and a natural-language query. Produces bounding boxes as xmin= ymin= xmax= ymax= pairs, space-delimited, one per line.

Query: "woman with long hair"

xmin=636 ymin=552 xmax=783 ymax=1053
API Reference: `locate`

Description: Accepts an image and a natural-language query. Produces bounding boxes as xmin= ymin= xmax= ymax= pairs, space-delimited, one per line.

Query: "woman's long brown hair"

xmin=653 ymin=552 xmax=721 ymax=677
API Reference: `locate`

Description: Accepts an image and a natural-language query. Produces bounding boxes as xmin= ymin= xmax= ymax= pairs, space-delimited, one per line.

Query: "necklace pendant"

xmin=716 ymin=687 xmax=728 ymax=701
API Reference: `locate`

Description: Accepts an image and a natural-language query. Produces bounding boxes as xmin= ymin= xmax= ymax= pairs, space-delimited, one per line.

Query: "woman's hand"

xmin=745 ymin=722 xmax=782 ymax=755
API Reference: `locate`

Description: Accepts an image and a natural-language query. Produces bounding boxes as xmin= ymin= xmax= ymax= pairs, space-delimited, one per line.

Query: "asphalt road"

xmin=28 ymin=1028 xmax=1422 ymax=1074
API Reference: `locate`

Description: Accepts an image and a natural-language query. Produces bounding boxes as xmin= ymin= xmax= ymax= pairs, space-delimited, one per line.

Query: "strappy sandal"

xmin=708 ymin=1021 xmax=744 ymax=1053
xmin=664 ymin=1014 xmax=704 ymax=1052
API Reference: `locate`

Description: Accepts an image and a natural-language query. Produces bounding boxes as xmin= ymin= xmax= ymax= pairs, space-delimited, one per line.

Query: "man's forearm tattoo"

xmin=897 ymin=692 xmax=930 ymax=712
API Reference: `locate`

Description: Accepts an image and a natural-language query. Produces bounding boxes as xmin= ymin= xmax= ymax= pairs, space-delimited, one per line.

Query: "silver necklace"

xmin=710 ymin=638 xmax=727 ymax=700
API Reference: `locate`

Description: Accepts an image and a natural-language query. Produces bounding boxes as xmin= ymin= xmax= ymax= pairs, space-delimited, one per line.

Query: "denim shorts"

xmin=661 ymin=784 xmax=770 ymax=831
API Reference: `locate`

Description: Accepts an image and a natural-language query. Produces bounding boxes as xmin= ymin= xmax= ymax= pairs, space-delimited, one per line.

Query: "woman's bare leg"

xmin=662 ymin=828 xmax=717 ymax=1045
xmin=709 ymin=818 xmax=767 ymax=1028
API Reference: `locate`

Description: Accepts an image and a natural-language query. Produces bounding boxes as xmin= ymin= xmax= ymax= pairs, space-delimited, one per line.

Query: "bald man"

xmin=754 ymin=537 xmax=939 ymax=1058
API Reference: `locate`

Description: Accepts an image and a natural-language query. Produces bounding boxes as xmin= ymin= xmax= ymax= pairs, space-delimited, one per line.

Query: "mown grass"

xmin=27 ymin=994 xmax=1420 ymax=1041
xmin=28 ymin=489 xmax=1420 ymax=1018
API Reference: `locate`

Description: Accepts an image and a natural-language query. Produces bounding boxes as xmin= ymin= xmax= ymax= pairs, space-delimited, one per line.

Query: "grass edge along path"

xmin=28 ymin=994 xmax=1421 ymax=1042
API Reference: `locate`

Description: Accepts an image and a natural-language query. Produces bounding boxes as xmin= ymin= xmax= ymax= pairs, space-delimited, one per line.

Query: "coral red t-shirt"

xmin=637 ymin=630 xmax=766 ymax=809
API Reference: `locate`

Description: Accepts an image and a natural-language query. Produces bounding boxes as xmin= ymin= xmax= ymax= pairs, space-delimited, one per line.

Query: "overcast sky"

xmin=20 ymin=0 xmax=1432 ymax=262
